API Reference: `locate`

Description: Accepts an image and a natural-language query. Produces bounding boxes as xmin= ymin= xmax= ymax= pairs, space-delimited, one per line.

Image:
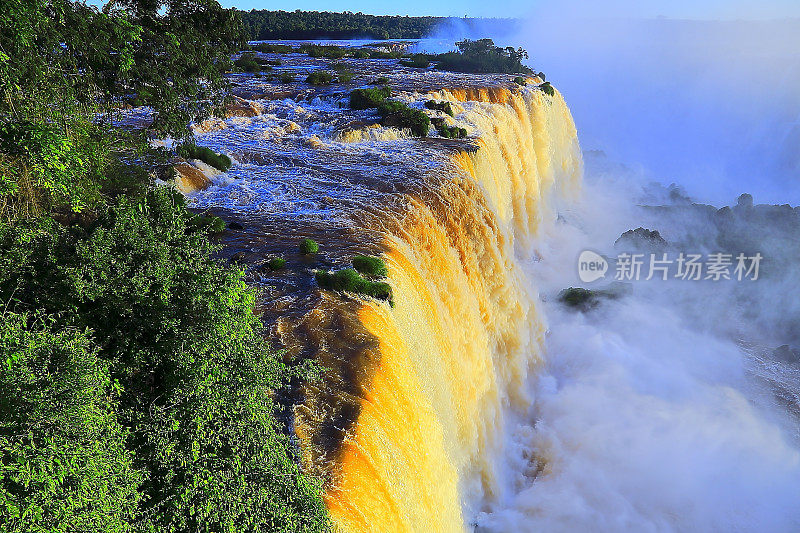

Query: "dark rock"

xmin=736 ymin=193 xmax=754 ymax=209
xmin=614 ymin=227 xmax=668 ymax=250
xmin=773 ymin=345 xmax=800 ymax=364
xmin=227 ymin=221 xmax=244 ymax=230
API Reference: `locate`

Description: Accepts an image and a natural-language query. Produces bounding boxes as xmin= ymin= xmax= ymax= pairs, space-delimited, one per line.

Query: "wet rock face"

xmin=774 ymin=345 xmax=800 ymax=364
xmin=615 ymin=227 xmax=668 ymax=251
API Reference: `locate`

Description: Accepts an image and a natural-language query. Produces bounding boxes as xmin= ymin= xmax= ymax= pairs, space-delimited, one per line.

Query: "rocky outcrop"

xmin=173 ymin=162 xmax=211 ymax=194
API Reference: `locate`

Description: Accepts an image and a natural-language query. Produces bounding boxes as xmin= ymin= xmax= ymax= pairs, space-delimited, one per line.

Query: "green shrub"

xmin=434 ymin=38 xmax=532 ymax=74
xmin=424 ymin=100 xmax=454 ymax=116
xmin=300 ymin=237 xmax=319 ymax=254
xmin=0 ymin=312 xmax=142 ymax=533
xmin=350 ymin=87 xmax=392 ymax=109
xmin=279 ymin=71 xmax=296 ymax=83
xmin=306 ymin=71 xmax=333 ymax=85
xmin=513 ymin=76 xmax=527 ymax=86
xmin=352 ymin=255 xmax=388 ymax=278
xmin=0 ymin=189 xmax=331 ymax=532
xmin=299 ymin=44 xmax=346 ymax=59
xmin=399 ymin=54 xmax=430 ymax=68
xmin=249 ymin=43 xmax=293 ymax=54
xmin=187 ymin=213 xmax=226 ymax=234
xmin=267 ymin=257 xmax=287 ymax=270
xmin=337 ymin=70 xmax=355 ymax=83
xmin=539 ymin=81 xmax=555 ymax=97
xmin=377 ymin=101 xmax=430 ymax=137
xmin=373 ymin=76 xmax=390 ymax=85
xmin=234 ymin=52 xmax=260 ymax=73
xmin=315 ymin=268 xmax=393 ymax=303
xmin=351 ymin=49 xmax=371 ymax=59
xmin=437 ymin=125 xmax=468 ymax=139
xmin=176 ymin=144 xmax=232 ymax=172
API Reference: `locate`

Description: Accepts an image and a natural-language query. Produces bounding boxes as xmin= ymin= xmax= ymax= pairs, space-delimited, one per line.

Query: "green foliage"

xmin=337 ymin=70 xmax=355 ymax=83
xmin=0 ymin=312 xmax=142 ymax=533
xmin=350 ymin=87 xmax=392 ymax=110
xmin=424 ymin=100 xmax=455 ymax=116
xmin=351 ymin=49 xmax=371 ymax=59
xmin=299 ymin=44 xmax=346 ymax=59
xmin=234 ymin=51 xmax=261 ymax=72
xmin=399 ymin=54 xmax=430 ymax=69
xmin=306 ymin=71 xmax=334 ymax=86
xmin=352 ymin=255 xmax=388 ymax=278
xmin=176 ymin=144 xmax=232 ymax=172
xmin=315 ymin=268 xmax=393 ymax=304
xmin=249 ymin=42 xmax=293 ymax=53
xmin=436 ymin=125 xmax=468 ymax=139
xmin=377 ymin=101 xmax=430 ymax=137
xmin=435 ymin=39 xmax=532 ymax=74
xmin=267 ymin=257 xmax=287 ymax=270
xmin=373 ymin=76 xmax=390 ymax=85
xmin=240 ymin=10 xmax=445 ymax=40
xmin=539 ymin=81 xmax=555 ymax=97
xmin=187 ymin=213 xmax=226 ymax=234
xmin=299 ymin=237 xmax=319 ymax=254
xmin=0 ymin=189 xmax=331 ymax=532
xmin=513 ymin=76 xmax=527 ymax=86
xmin=280 ymin=71 xmax=296 ymax=83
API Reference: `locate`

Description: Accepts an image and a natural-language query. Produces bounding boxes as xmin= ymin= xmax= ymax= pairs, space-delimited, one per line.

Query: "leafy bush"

xmin=300 ymin=237 xmax=319 ymax=254
xmin=0 ymin=312 xmax=142 ymax=533
xmin=539 ymin=81 xmax=555 ymax=97
xmin=315 ymin=268 xmax=392 ymax=303
xmin=350 ymin=87 xmax=391 ymax=109
xmin=187 ymin=212 xmax=226 ymax=234
xmin=352 ymin=255 xmax=388 ymax=277
xmin=249 ymin=43 xmax=293 ymax=54
xmin=377 ymin=101 xmax=430 ymax=137
xmin=176 ymin=144 xmax=232 ymax=171
xmin=267 ymin=257 xmax=287 ymax=270
xmin=435 ymin=39 xmax=532 ymax=74
xmin=337 ymin=70 xmax=355 ymax=83
xmin=306 ymin=71 xmax=333 ymax=85
xmin=299 ymin=44 xmax=346 ymax=59
xmin=0 ymin=189 xmax=332 ymax=532
xmin=280 ymin=71 xmax=296 ymax=83
xmin=399 ymin=54 xmax=430 ymax=68
xmin=234 ymin=52 xmax=261 ymax=73
xmin=436 ymin=125 xmax=468 ymax=139
xmin=424 ymin=100 xmax=454 ymax=116
xmin=513 ymin=76 xmax=527 ymax=86
xmin=351 ymin=49 xmax=371 ymax=59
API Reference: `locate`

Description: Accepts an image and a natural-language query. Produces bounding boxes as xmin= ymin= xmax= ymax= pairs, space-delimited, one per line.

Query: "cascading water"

xmin=185 ymin=56 xmax=581 ymax=530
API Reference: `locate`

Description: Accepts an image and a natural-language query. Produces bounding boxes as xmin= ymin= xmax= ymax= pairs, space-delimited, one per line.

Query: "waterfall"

xmin=299 ymin=87 xmax=583 ymax=532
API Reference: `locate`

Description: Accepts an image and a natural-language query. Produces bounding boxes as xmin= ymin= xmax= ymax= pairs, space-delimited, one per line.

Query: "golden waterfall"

xmin=307 ymin=87 xmax=582 ymax=532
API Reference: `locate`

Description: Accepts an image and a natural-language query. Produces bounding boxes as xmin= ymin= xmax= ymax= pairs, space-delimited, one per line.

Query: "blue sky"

xmin=217 ymin=0 xmax=800 ymax=19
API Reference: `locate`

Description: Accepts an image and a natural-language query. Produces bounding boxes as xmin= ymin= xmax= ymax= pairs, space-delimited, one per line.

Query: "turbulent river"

xmin=174 ymin=44 xmax=800 ymax=532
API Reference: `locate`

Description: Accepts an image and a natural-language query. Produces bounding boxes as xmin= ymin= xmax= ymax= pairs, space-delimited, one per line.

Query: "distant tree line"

xmin=239 ymin=10 xmax=514 ymax=40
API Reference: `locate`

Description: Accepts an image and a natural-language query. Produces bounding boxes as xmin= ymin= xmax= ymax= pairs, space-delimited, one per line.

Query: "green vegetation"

xmin=0 ymin=1 xmax=330 ymax=530
xmin=338 ymin=70 xmax=355 ymax=83
xmin=299 ymin=44 xmax=347 ymax=59
xmin=234 ymin=51 xmax=261 ymax=72
xmin=350 ymin=87 xmax=392 ymax=109
xmin=316 ymin=268 xmax=393 ymax=304
xmin=374 ymin=76 xmax=391 ymax=85
xmin=435 ymin=39 xmax=532 ymax=74
xmin=306 ymin=71 xmax=334 ymax=85
xmin=425 ymin=100 xmax=455 ymax=116
xmin=399 ymin=54 xmax=430 ymax=69
xmin=539 ymin=81 xmax=555 ymax=97
xmin=352 ymin=255 xmax=388 ymax=278
xmin=280 ymin=71 xmax=297 ymax=83
xmin=268 ymin=257 xmax=287 ymax=270
xmin=559 ymin=286 xmax=621 ymax=311
xmin=240 ymin=10 xmax=446 ymax=40
xmin=437 ymin=125 xmax=468 ymax=139
xmin=187 ymin=212 xmax=227 ymax=234
xmin=249 ymin=42 xmax=293 ymax=54
xmin=377 ymin=101 xmax=430 ymax=137
xmin=300 ymin=237 xmax=320 ymax=254
xmin=513 ymin=76 xmax=527 ymax=86
xmin=177 ymin=144 xmax=232 ymax=171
